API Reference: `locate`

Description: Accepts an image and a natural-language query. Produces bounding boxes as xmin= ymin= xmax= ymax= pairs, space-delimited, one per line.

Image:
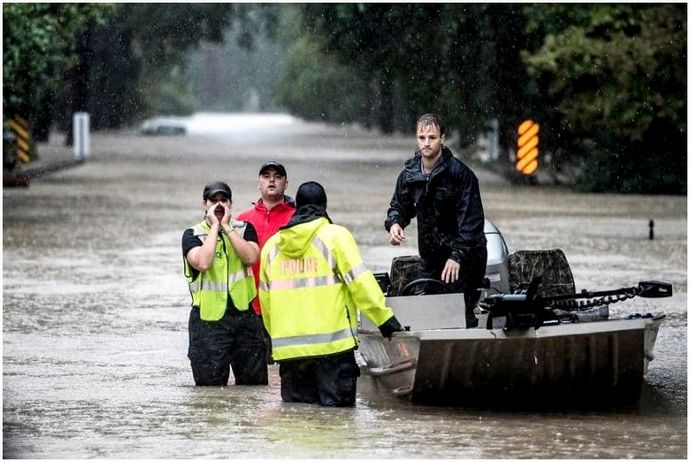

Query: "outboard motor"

xmin=484 ymin=220 xmax=510 ymax=294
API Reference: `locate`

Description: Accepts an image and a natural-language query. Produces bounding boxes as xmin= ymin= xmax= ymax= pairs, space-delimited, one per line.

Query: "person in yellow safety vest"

xmin=259 ymin=181 xmax=404 ymax=406
xmin=182 ymin=181 xmax=267 ymax=386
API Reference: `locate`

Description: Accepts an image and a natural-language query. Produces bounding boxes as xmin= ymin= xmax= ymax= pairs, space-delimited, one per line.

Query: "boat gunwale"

xmin=357 ymin=317 xmax=660 ymax=341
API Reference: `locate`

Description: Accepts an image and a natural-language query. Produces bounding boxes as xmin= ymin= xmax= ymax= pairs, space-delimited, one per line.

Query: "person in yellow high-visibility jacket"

xmin=259 ymin=181 xmax=403 ymax=406
xmin=183 ymin=181 xmax=266 ymax=386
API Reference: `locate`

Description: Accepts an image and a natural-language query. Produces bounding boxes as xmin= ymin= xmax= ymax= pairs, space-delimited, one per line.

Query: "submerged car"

xmin=140 ymin=117 xmax=187 ymax=136
xmin=359 ymin=220 xmax=671 ymax=407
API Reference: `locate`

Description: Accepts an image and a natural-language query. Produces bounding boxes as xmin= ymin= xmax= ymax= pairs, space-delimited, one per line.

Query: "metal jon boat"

xmin=358 ymin=221 xmax=671 ymax=407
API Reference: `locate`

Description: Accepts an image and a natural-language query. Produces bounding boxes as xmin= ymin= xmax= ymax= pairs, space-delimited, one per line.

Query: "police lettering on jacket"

xmin=281 ymin=256 xmax=318 ymax=274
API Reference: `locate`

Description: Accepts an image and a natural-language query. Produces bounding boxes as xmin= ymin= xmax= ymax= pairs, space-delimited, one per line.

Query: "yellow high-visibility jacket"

xmin=259 ymin=217 xmax=395 ymax=361
xmin=184 ymin=220 xmax=256 ymax=321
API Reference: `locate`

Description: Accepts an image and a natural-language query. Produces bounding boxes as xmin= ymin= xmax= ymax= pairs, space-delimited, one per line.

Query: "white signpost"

xmin=73 ymin=112 xmax=90 ymax=159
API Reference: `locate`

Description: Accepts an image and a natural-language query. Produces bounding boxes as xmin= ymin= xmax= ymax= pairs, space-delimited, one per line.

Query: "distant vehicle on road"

xmin=140 ymin=117 xmax=187 ymax=136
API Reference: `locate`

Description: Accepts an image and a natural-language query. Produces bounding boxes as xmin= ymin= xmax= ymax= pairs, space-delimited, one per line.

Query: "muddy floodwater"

xmin=3 ymin=114 xmax=687 ymax=458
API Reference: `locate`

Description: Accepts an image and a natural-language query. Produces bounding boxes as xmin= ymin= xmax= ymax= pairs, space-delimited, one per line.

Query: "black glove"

xmin=378 ymin=316 xmax=404 ymax=339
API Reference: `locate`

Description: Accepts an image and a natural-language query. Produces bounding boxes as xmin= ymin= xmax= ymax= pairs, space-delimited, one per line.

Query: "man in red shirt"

xmin=237 ymin=161 xmax=296 ymax=318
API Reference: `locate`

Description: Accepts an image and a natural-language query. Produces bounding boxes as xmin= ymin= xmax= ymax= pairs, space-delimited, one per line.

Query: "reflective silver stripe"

xmin=272 ymin=328 xmax=353 ymax=348
xmin=263 ymin=274 xmax=341 ymax=291
xmin=190 ymin=225 xmax=208 ymax=243
xmin=231 ymin=220 xmax=247 ymax=238
xmin=202 ymin=281 xmax=227 ymax=292
xmin=266 ymin=246 xmax=279 ymax=266
xmin=188 ymin=280 xmax=227 ymax=293
xmin=342 ymin=262 xmax=368 ymax=285
xmin=259 ymin=280 xmax=270 ymax=292
xmin=228 ymin=267 xmax=252 ymax=285
xmin=312 ymin=235 xmax=335 ymax=271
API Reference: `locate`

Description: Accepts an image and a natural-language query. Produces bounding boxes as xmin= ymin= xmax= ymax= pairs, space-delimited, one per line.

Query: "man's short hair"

xmin=416 ymin=113 xmax=445 ymax=136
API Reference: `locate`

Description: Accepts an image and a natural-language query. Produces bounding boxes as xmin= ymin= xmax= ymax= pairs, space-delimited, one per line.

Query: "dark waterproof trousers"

xmin=418 ymin=245 xmax=487 ymax=327
xmin=188 ymin=306 xmax=268 ymax=386
xmin=278 ymin=349 xmax=360 ymax=407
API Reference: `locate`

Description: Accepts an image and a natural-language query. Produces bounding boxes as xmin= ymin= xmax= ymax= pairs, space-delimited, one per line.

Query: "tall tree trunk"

xmin=66 ymin=26 xmax=92 ymax=146
xmin=377 ymin=70 xmax=394 ymax=134
xmin=32 ymin=88 xmax=54 ymax=142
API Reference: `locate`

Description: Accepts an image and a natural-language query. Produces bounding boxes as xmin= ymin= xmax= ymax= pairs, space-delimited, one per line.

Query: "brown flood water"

xmin=3 ymin=114 xmax=686 ymax=458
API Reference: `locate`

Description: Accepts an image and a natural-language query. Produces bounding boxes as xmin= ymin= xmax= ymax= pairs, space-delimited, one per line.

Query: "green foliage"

xmin=284 ymin=3 xmax=685 ymax=193
xmin=524 ymin=5 xmax=684 ymax=141
xmin=185 ymin=18 xmax=288 ymax=112
xmin=85 ymin=4 xmax=238 ymax=128
xmin=523 ymin=4 xmax=686 ymax=193
xmin=117 ymin=4 xmax=235 ymax=69
xmin=143 ymin=65 xmax=198 ymax=116
xmin=4 ymin=4 xmax=239 ymax=131
xmin=302 ymin=4 xmax=457 ymax=133
xmin=4 ymin=3 xmax=684 ymax=194
xmin=3 ymin=3 xmax=110 ymax=120
xmin=296 ymin=4 xmax=533 ymax=141
xmin=273 ymin=36 xmax=368 ymax=122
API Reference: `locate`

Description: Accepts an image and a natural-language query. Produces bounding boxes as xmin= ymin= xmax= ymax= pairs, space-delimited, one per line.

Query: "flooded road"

xmin=3 ymin=113 xmax=686 ymax=458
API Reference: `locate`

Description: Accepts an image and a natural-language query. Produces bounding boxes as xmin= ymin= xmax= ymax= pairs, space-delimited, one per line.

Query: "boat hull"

xmin=358 ymin=316 xmax=664 ymax=406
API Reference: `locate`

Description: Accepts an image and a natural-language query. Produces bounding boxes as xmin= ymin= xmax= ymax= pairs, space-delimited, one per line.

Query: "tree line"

xmin=3 ymin=4 xmax=685 ymax=194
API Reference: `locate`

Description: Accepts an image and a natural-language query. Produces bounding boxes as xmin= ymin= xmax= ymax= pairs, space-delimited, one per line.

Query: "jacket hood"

xmin=276 ymin=205 xmax=331 ymax=258
xmin=277 ymin=215 xmax=329 ymax=258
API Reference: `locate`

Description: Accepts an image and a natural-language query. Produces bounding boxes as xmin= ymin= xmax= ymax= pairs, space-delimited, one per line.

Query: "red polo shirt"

xmin=237 ymin=198 xmax=296 ymax=314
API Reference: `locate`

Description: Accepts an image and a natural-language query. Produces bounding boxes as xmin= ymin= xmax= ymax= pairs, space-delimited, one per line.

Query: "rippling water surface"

xmin=3 ymin=115 xmax=686 ymax=458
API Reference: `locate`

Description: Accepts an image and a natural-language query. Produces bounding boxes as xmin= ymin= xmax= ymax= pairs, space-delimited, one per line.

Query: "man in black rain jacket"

xmin=385 ymin=114 xmax=487 ymax=327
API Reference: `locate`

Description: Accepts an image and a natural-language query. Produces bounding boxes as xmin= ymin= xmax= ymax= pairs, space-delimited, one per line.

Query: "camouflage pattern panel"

xmin=389 ymin=255 xmax=421 ymax=296
xmin=508 ymin=249 xmax=575 ymax=297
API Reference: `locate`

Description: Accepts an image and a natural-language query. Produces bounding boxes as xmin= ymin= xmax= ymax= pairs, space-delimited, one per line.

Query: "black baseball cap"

xmin=203 ymin=181 xmax=232 ymax=201
xmin=259 ymin=161 xmax=287 ymax=177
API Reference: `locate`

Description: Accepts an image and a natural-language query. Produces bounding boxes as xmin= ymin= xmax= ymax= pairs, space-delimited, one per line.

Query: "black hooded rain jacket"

xmin=385 ymin=146 xmax=486 ymax=268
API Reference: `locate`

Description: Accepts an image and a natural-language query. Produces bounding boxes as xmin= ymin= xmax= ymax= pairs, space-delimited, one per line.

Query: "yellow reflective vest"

xmin=184 ymin=220 xmax=256 ymax=321
xmin=259 ymin=217 xmax=395 ymax=361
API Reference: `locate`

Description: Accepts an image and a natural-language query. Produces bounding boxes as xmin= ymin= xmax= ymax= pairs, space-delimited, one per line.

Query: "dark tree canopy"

xmin=3 ymin=3 xmax=685 ymax=193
